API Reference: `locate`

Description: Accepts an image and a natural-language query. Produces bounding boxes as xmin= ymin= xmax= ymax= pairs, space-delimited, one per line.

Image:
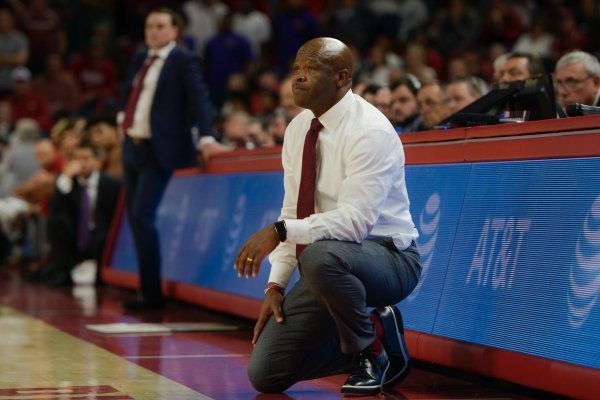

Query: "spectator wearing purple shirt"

xmin=271 ymin=0 xmax=319 ymax=75
xmin=204 ymin=13 xmax=254 ymax=109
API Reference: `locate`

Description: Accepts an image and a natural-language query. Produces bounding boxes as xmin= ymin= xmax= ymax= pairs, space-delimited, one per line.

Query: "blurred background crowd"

xmin=1 ymin=0 xmax=600 ymax=279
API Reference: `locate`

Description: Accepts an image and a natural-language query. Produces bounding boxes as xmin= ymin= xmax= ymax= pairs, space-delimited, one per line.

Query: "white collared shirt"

xmin=268 ymin=90 xmax=419 ymax=288
xmin=126 ymin=41 xmax=176 ymax=139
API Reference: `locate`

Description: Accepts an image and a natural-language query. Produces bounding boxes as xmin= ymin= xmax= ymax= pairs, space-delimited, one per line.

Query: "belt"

xmin=128 ymin=136 xmax=151 ymax=145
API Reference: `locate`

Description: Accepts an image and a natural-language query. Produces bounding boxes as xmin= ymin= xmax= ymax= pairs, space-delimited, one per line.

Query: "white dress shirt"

xmin=56 ymin=170 xmax=100 ymax=230
xmin=118 ymin=41 xmax=176 ymax=139
xmin=268 ymin=90 xmax=419 ymax=288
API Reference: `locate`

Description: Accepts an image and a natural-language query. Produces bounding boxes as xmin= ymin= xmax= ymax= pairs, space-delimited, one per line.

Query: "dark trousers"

xmin=123 ymin=139 xmax=171 ymax=301
xmin=45 ymin=212 xmax=104 ymax=278
xmin=248 ymin=237 xmax=421 ymax=393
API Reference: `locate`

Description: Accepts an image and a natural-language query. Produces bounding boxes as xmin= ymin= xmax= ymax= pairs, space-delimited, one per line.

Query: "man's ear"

xmin=337 ymin=68 xmax=351 ymax=88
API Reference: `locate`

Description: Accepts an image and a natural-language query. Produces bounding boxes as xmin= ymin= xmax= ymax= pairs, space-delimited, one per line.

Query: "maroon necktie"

xmin=122 ymin=55 xmax=158 ymax=132
xmin=296 ymin=118 xmax=322 ymax=257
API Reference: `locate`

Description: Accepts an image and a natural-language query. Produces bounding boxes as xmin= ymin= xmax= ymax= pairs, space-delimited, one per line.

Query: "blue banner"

xmin=110 ymin=158 xmax=600 ymax=370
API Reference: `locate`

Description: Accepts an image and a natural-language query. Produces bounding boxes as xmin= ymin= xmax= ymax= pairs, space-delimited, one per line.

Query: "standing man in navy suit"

xmin=119 ymin=7 xmax=224 ymax=309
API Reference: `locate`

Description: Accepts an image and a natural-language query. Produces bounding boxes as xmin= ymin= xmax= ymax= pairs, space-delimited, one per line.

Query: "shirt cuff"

xmin=56 ymin=174 xmax=73 ymax=194
xmin=267 ymin=261 xmax=296 ymax=289
xmin=283 ymin=218 xmax=311 ymax=244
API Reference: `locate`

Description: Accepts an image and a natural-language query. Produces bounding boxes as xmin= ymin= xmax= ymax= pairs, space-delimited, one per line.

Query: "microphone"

xmin=565 ymin=103 xmax=600 ymax=116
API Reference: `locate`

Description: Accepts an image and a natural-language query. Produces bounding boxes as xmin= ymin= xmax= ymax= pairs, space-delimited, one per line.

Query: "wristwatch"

xmin=273 ymin=220 xmax=287 ymax=242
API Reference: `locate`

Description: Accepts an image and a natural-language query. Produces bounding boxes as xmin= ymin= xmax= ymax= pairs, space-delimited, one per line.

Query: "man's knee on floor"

xmin=247 ymin=358 xmax=294 ymax=393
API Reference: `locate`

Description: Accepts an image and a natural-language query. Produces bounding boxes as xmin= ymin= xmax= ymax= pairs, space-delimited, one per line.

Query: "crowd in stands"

xmin=1 ymin=0 xmax=600 ymax=282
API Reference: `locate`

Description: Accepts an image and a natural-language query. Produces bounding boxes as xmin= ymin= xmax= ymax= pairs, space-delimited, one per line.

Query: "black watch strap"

xmin=273 ymin=220 xmax=287 ymax=242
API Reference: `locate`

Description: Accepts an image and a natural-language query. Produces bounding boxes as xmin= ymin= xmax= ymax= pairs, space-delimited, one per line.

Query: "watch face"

xmin=275 ymin=221 xmax=287 ymax=241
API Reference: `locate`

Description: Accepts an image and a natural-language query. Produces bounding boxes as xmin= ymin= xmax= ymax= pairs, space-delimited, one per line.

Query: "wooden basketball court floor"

xmin=0 ymin=264 xmax=558 ymax=400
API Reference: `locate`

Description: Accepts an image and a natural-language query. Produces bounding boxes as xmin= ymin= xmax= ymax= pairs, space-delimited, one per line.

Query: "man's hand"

xmin=200 ymin=140 xmax=231 ymax=163
xmin=252 ymin=288 xmax=284 ymax=345
xmin=234 ymin=224 xmax=280 ymax=279
xmin=62 ymin=160 xmax=82 ymax=178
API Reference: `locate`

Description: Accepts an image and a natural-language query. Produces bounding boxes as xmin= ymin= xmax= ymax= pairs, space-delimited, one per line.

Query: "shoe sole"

xmin=382 ymin=305 xmax=412 ymax=388
xmin=340 ymin=360 xmax=390 ymax=396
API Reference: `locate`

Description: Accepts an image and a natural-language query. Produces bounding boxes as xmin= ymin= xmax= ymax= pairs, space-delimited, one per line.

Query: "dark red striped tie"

xmin=122 ymin=55 xmax=158 ymax=132
xmin=296 ymin=118 xmax=322 ymax=257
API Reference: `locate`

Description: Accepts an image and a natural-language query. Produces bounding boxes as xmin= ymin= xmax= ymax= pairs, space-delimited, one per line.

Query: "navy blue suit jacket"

xmin=120 ymin=46 xmax=213 ymax=171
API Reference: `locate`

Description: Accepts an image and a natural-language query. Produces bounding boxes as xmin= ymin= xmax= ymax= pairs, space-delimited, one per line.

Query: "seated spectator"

xmin=265 ymin=108 xmax=290 ymax=146
xmin=446 ymin=55 xmax=470 ymax=81
xmin=512 ymin=18 xmax=554 ymax=60
xmin=204 ymin=13 xmax=254 ymax=109
xmin=11 ymin=137 xmax=62 ymax=268
xmin=221 ymin=110 xmax=258 ymax=150
xmin=357 ymin=44 xmax=396 ymax=87
xmin=86 ymin=115 xmax=122 ymax=178
xmin=403 ymin=42 xmax=437 ymax=84
xmin=50 ymin=118 xmax=85 ymax=162
xmin=0 ymin=6 xmax=29 ymax=97
xmin=68 ymin=37 xmax=119 ymax=116
xmin=0 ymin=119 xmax=41 ymax=262
xmin=389 ymin=76 xmax=422 ymax=133
xmin=18 ymin=0 xmax=65 ymax=75
xmin=32 ymin=53 xmax=82 ymax=120
xmin=248 ymin=67 xmax=279 ymax=116
xmin=497 ymin=51 xmax=545 ymax=83
xmin=34 ymin=140 xmax=121 ymax=286
xmin=14 ymin=137 xmax=62 ymax=215
xmin=553 ymin=7 xmax=586 ymax=59
xmin=491 ymin=52 xmax=509 ymax=84
xmin=480 ymin=0 xmax=524 ymax=49
xmin=231 ymin=0 xmax=272 ymax=60
xmin=553 ymin=50 xmax=600 ymax=112
xmin=248 ymin=116 xmax=273 ymax=148
xmin=360 ymin=83 xmax=382 ymax=105
xmin=278 ymin=76 xmax=303 ymax=119
xmin=7 ymin=66 xmax=52 ymax=133
xmin=374 ymin=86 xmax=392 ymax=120
xmin=446 ymin=76 xmax=488 ymax=114
xmin=416 ymin=81 xmax=451 ymax=130
xmin=0 ymin=118 xmax=40 ymax=198
xmin=0 ymin=99 xmax=14 ymax=151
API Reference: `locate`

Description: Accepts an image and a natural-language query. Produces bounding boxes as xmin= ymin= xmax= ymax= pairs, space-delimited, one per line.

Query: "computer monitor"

xmin=505 ymin=74 xmax=558 ymax=121
xmin=441 ymin=75 xmax=558 ymax=127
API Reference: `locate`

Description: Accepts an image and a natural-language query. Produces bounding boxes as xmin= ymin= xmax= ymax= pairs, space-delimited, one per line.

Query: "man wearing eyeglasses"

xmin=554 ymin=50 xmax=600 ymax=113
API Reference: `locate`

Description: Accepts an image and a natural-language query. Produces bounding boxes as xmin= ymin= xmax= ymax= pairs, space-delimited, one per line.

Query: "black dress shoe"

xmin=371 ymin=305 xmax=412 ymax=388
xmin=122 ymin=298 xmax=165 ymax=310
xmin=340 ymin=348 xmax=389 ymax=396
xmin=46 ymin=271 xmax=73 ymax=287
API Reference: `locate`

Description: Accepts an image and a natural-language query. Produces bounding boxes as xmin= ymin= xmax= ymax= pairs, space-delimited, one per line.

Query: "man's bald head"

xmin=299 ymin=37 xmax=354 ymax=77
xmin=292 ymin=37 xmax=353 ymax=117
xmin=34 ymin=138 xmax=57 ymax=170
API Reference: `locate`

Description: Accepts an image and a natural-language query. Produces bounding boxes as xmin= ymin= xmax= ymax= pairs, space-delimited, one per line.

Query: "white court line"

xmin=125 ymin=354 xmax=250 ymax=360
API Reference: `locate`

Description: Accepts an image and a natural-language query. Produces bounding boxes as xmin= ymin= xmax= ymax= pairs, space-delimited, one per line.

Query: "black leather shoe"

xmin=371 ymin=305 xmax=411 ymax=388
xmin=340 ymin=348 xmax=389 ymax=396
xmin=122 ymin=298 xmax=165 ymax=310
xmin=46 ymin=271 xmax=73 ymax=287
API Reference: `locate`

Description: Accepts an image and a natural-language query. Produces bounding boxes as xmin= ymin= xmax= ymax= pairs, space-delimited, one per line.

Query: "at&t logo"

xmin=407 ymin=193 xmax=440 ymax=300
xmin=568 ymin=195 xmax=600 ymax=328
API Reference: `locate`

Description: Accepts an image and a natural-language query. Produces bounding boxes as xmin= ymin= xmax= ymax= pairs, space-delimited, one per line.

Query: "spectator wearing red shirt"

xmin=553 ymin=7 xmax=586 ymax=58
xmin=7 ymin=66 xmax=52 ymax=133
xmin=68 ymin=37 xmax=119 ymax=116
xmin=18 ymin=0 xmax=66 ymax=75
xmin=32 ymin=53 xmax=81 ymax=120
